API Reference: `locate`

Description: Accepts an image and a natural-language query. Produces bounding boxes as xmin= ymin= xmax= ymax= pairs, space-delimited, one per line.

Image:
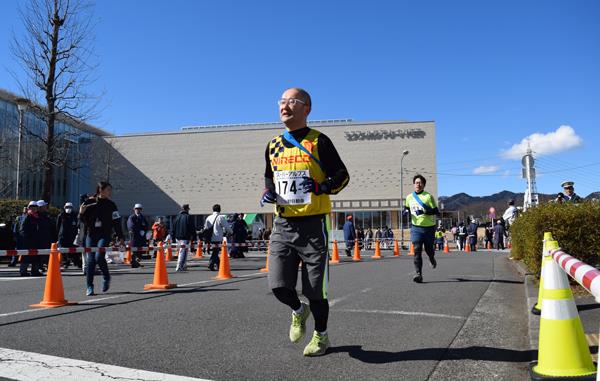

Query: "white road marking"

xmin=329 ymin=287 xmax=372 ymax=307
xmin=0 ymin=271 xmax=267 ymax=318
xmin=335 ymin=308 xmax=466 ymax=320
xmin=0 ymin=346 xmax=210 ymax=380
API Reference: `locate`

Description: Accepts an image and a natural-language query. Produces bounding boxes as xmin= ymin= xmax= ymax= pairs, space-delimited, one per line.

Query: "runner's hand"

xmin=260 ymin=189 xmax=277 ymax=207
xmin=301 ymin=177 xmax=331 ymax=195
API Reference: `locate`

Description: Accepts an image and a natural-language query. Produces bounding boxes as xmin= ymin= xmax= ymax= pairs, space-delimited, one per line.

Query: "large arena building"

xmin=95 ymin=119 xmax=437 ymax=234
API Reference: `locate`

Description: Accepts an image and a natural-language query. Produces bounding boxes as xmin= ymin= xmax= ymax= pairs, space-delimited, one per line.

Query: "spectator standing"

xmin=502 ymin=200 xmax=518 ymax=230
xmin=56 ymin=202 xmax=81 ymax=268
xmin=342 ymin=215 xmax=356 ymax=257
xmin=467 ymin=218 xmax=478 ymax=251
xmin=127 ymin=203 xmax=148 ymax=268
xmin=19 ymin=201 xmax=42 ymax=276
xmin=364 ymin=227 xmax=373 ymax=250
xmin=457 ymin=222 xmax=467 ymax=251
xmin=172 ymin=204 xmax=196 ymax=272
xmin=231 ymin=213 xmax=248 ymax=259
xmin=151 ymin=217 xmax=168 ymax=256
xmin=36 ymin=200 xmax=56 ymax=271
xmin=451 ymin=225 xmax=458 ymax=243
xmin=9 ymin=207 xmax=27 ymax=267
xmin=493 ymin=219 xmax=507 ymax=250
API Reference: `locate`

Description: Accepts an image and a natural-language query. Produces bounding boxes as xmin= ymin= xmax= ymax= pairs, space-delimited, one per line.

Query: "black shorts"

xmin=268 ymin=214 xmax=329 ymax=300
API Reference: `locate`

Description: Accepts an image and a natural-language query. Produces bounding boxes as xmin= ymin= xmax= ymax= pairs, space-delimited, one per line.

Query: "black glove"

xmin=260 ymin=188 xmax=277 ymax=207
xmin=300 ymin=177 xmax=332 ymax=196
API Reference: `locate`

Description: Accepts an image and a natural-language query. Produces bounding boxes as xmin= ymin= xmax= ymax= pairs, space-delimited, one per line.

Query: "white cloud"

xmin=474 ymin=165 xmax=500 ymax=174
xmin=501 ymin=125 xmax=583 ymax=160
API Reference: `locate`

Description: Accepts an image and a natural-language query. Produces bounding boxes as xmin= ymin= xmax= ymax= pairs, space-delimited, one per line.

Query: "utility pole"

xmin=522 ymin=144 xmax=539 ymax=211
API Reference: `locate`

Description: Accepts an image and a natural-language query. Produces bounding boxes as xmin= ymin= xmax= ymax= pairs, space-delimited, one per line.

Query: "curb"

xmin=508 ymin=258 xmax=540 ymax=351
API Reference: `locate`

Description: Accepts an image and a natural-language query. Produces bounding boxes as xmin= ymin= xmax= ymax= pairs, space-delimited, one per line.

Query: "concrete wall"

xmin=93 ymin=121 xmax=437 ymax=216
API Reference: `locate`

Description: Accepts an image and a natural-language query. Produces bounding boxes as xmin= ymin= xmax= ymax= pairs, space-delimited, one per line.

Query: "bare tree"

xmin=11 ymin=0 xmax=99 ymax=203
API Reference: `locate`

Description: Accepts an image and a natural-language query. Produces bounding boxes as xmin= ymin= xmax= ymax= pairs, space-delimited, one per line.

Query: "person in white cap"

xmin=19 ymin=201 xmax=42 ymax=276
xmin=57 ymin=202 xmax=81 ymax=268
xmin=35 ymin=199 xmax=56 ymax=271
xmin=556 ymin=181 xmax=582 ymax=204
xmin=126 ymin=203 xmax=148 ymax=268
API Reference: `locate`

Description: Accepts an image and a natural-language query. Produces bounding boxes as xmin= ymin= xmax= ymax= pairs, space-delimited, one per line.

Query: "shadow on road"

xmin=423 ymin=278 xmax=522 ymax=284
xmin=329 ymin=345 xmax=535 ymax=364
xmin=0 ymin=276 xmax=264 ymax=328
xmin=577 ymin=303 xmax=600 ymax=312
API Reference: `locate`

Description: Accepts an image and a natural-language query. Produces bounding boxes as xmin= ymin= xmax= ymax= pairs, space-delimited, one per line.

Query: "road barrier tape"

xmin=551 ymin=249 xmax=600 ymax=300
xmin=0 ymin=238 xmax=414 ymax=257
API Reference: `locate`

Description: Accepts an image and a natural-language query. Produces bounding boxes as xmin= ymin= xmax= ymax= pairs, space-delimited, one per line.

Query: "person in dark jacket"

xmin=466 ymin=219 xmax=478 ymax=251
xmin=172 ymin=204 xmax=196 ymax=272
xmin=230 ymin=213 xmax=248 ymax=259
xmin=0 ymin=221 xmax=15 ymax=252
xmin=79 ymin=182 xmax=125 ymax=296
xmin=127 ymin=203 xmax=148 ymax=268
xmin=35 ymin=200 xmax=55 ymax=270
xmin=56 ymin=202 xmax=81 ymax=268
xmin=8 ymin=207 xmax=27 ymax=267
xmin=19 ymin=201 xmax=42 ymax=276
xmin=493 ymin=219 xmax=507 ymax=250
xmin=343 ymin=215 xmax=356 ymax=257
xmin=457 ymin=222 xmax=467 ymax=251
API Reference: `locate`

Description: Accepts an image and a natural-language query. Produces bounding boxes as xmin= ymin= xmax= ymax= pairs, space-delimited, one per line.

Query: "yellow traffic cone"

xmin=529 ymin=240 xmax=596 ymax=380
xmin=532 ymin=232 xmax=553 ymax=316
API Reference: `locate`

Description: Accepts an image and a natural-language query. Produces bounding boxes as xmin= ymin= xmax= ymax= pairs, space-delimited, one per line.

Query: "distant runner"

xmin=404 ymin=174 xmax=440 ymax=283
xmin=261 ymin=88 xmax=350 ymax=356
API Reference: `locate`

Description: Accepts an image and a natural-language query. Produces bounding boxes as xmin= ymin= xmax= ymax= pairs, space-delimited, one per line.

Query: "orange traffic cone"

xmin=260 ymin=243 xmax=270 ymax=273
xmin=215 ymin=240 xmax=234 ymax=280
xmin=373 ymin=240 xmax=382 ymax=259
xmin=352 ymin=241 xmax=361 ymax=262
xmin=31 ymin=243 xmax=76 ymax=308
xmin=408 ymin=243 xmax=415 ymax=256
xmin=465 ymin=242 xmax=471 ymax=252
xmin=330 ymin=240 xmax=340 ymax=264
xmin=444 ymin=241 xmax=450 ymax=253
xmin=165 ymin=243 xmax=173 ymax=261
xmin=144 ymin=242 xmax=176 ymax=290
xmin=124 ymin=245 xmax=132 ymax=265
xmin=195 ymin=240 xmax=203 ymax=259
xmin=508 ymin=241 xmax=512 ymax=249
xmin=393 ymin=240 xmax=400 ymax=256
xmin=487 ymin=241 xmax=492 ymax=250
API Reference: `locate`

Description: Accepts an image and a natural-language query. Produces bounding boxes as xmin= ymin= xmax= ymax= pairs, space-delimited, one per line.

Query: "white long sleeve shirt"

xmin=205 ymin=212 xmax=232 ymax=242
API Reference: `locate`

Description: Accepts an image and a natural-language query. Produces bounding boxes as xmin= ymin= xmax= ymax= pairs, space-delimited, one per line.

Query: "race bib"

xmin=274 ymin=170 xmax=311 ymax=205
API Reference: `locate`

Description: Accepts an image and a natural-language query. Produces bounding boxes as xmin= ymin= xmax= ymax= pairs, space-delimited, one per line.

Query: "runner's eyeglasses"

xmin=278 ymin=98 xmax=306 ymax=107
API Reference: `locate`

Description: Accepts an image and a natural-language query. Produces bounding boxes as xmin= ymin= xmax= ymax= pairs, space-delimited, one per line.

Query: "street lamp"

xmin=14 ymin=98 xmax=30 ymax=200
xmin=400 ymin=150 xmax=409 ymax=249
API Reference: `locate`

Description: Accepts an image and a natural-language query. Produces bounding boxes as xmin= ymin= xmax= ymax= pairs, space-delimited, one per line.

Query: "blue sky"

xmin=1 ymin=0 xmax=599 ymax=197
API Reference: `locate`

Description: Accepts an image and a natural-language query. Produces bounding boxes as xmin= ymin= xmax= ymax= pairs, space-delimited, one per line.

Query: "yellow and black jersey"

xmin=264 ymin=127 xmax=349 ymax=218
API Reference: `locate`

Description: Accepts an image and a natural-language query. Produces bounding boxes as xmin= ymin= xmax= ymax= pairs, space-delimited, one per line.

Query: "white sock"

xmin=318 ymin=330 xmax=328 ymax=336
xmin=293 ymin=304 xmax=304 ymax=315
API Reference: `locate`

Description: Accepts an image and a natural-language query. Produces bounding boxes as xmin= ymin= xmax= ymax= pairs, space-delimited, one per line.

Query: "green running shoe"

xmin=303 ymin=331 xmax=330 ymax=356
xmin=289 ymin=302 xmax=310 ymax=343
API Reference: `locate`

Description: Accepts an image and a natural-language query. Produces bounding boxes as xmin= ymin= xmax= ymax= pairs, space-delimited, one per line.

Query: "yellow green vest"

xmin=405 ymin=191 xmax=437 ymax=227
xmin=268 ymin=129 xmax=331 ymax=217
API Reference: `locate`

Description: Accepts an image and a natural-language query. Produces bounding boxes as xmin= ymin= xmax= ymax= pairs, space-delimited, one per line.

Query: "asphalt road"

xmin=0 ymin=249 xmax=531 ymax=380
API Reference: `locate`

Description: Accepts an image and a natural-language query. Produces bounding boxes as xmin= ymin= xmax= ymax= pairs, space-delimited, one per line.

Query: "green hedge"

xmin=0 ymin=199 xmax=61 ymax=225
xmin=510 ymin=202 xmax=600 ymax=275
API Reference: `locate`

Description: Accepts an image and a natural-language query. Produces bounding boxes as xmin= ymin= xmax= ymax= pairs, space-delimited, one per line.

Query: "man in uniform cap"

xmin=126 ymin=203 xmax=148 ymax=267
xmin=556 ymin=181 xmax=582 ymax=204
